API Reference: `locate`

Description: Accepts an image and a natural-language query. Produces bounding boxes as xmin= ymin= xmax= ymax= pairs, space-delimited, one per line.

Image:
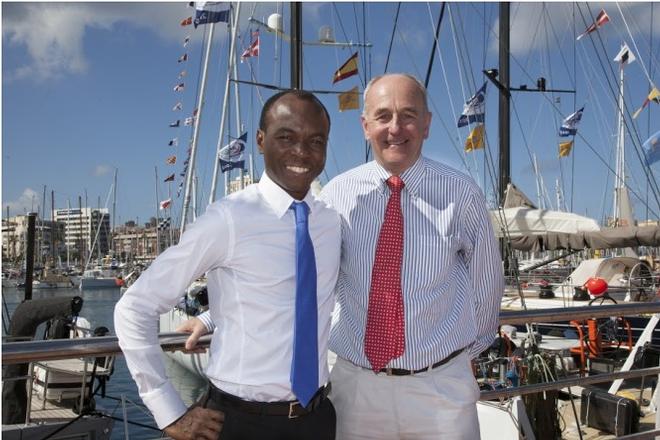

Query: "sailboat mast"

xmin=209 ymin=2 xmax=242 ymax=204
xmin=181 ymin=16 xmax=219 ymax=233
xmin=291 ymin=3 xmax=303 ymax=89
xmin=613 ymin=66 xmax=626 ymax=225
xmin=498 ymin=2 xmax=511 ymax=206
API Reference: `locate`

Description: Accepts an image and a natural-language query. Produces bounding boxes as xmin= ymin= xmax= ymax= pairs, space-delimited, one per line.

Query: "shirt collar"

xmin=258 ymin=171 xmax=317 ymax=219
xmin=369 ymin=155 xmax=426 ymax=198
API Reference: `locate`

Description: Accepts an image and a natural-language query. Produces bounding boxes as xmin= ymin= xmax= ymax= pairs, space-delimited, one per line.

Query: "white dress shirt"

xmin=114 ymin=172 xmax=341 ymax=429
xmin=320 ymin=156 xmax=504 ymax=369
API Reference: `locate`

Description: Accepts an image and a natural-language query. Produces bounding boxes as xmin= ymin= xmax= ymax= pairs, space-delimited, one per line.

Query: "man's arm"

xmin=463 ymin=190 xmax=505 ymax=358
xmin=114 ymin=204 xmax=232 ymax=431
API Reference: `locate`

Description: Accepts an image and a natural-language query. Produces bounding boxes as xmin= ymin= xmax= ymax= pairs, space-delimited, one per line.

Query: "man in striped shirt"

xmin=321 ymin=73 xmax=504 ymax=439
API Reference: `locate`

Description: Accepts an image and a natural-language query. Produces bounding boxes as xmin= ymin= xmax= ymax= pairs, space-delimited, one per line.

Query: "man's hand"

xmin=175 ymin=317 xmax=209 ymax=353
xmin=163 ymin=407 xmax=224 ymax=440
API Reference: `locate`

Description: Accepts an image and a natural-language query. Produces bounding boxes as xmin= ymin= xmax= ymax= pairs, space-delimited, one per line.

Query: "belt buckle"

xmin=288 ymin=401 xmax=301 ymax=419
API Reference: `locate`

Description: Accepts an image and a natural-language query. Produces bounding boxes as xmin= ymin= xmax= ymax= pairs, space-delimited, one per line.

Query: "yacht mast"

xmin=209 ymin=3 xmax=242 ymax=204
xmin=181 ymin=13 xmax=220 ymax=233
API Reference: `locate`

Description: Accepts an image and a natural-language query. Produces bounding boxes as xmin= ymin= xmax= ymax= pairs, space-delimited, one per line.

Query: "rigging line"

xmin=615 ymin=2 xmax=656 ymax=87
xmin=577 ymin=3 xmax=660 ymax=213
xmin=451 ymin=5 xmax=491 ymax=188
xmin=420 ymin=5 xmax=472 ymax=176
xmin=350 ymin=2 xmax=366 ymax=89
xmin=544 ymin=4 xmax=576 ymax=84
xmin=423 ymin=2 xmax=445 ymax=89
xmin=383 ymin=2 xmax=401 ymax=74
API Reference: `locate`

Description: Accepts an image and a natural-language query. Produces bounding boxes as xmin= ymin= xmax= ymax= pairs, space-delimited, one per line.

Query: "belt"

xmin=376 ymin=348 xmax=465 ymax=376
xmin=207 ymin=382 xmax=331 ymax=419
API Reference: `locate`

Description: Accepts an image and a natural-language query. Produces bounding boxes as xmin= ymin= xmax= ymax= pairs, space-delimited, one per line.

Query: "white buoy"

xmin=267 ymin=13 xmax=283 ymax=33
xmin=318 ymin=25 xmax=335 ymax=43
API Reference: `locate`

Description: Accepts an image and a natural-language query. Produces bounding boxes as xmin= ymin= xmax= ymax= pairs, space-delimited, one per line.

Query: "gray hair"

xmin=362 ymin=73 xmax=429 ymax=116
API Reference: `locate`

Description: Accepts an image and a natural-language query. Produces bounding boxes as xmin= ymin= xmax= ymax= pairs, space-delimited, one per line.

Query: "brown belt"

xmin=376 ymin=348 xmax=465 ymax=376
xmin=208 ymin=382 xmax=331 ymax=418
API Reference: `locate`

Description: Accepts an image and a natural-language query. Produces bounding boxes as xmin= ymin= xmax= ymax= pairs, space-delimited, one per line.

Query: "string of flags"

xmin=241 ymin=30 xmax=260 ymax=62
xmin=643 ymin=131 xmax=660 ymax=166
xmin=457 ymin=82 xmax=487 ymax=128
xmin=333 ymin=53 xmax=360 ymax=111
xmin=219 ymin=132 xmax=247 ymax=172
xmin=632 ymin=87 xmax=660 ymax=119
xmin=556 ymin=106 xmax=584 ymax=157
xmin=576 ymin=8 xmax=609 ymax=40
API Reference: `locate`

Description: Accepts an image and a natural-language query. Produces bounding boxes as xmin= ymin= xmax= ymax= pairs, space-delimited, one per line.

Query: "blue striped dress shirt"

xmin=320 ymin=155 xmax=504 ymax=370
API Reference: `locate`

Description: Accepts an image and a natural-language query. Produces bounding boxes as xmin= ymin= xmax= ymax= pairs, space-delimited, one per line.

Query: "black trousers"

xmin=199 ymin=385 xmax=336 ymax=440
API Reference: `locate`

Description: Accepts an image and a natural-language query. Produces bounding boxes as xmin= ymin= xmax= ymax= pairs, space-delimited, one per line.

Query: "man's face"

xmin=257 ymin=95 xmax=329 ymax=200
xmin=361 ymin=75 xmax=432 ymax=175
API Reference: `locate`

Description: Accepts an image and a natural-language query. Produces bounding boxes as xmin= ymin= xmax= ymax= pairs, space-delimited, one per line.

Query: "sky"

xmin=3 ymin=2 xmax=660 ymax=228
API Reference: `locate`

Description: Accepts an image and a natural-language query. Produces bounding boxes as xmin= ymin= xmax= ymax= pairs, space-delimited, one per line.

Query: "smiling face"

xmin=257 ymin=93 xmax=330 ymax=200
xmin=361 ymin=74 xmax=432 ymax=175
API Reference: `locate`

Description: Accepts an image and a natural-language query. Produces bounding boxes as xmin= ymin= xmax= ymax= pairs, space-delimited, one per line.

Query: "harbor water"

xmin=2 ymin=286 xmax=207 ymax=439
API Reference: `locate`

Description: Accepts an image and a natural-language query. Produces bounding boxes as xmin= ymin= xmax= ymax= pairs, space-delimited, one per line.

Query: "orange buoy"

xmin=585 ymin=277 xmax=608 ymax=296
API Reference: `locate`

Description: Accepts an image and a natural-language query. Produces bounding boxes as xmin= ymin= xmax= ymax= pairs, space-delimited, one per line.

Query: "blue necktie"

xmin=290 ymin=201 xmax=318 ymax=407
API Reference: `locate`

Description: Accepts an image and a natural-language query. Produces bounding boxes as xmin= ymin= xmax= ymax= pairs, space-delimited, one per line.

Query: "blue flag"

xmin=642 ymin=131 xmax=660 ymax=166
xmin=219 ymin=132 xmax=247 ymax=172
xmin=457 ymin=82 xmax=487 ymax=127
xmin=559 ymin=107 xmax=584 ymax=137
xmin=194 ymin=2 xmax=230 ymax=28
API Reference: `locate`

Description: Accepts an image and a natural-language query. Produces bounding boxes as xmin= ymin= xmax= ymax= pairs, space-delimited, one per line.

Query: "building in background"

xmin=54 ymin=207 xmax=111 ymax=263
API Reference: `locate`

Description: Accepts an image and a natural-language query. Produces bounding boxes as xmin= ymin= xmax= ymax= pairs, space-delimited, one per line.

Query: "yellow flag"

xmin=464 ymin=124 xmax=485 ymax=152
xmin=333 ymin=53 xmax=359 ymax=84
xmin=633 ymin=87 xmax=660 ymax=119
xmin=338 ymin=86 xmax=360 ymax=112
xmin=559 ymin=140 xmax=573 ymax=157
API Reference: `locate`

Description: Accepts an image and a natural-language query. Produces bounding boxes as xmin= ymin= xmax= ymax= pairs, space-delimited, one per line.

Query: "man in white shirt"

xmin=114 ymin=90 xmax=341 ymax=440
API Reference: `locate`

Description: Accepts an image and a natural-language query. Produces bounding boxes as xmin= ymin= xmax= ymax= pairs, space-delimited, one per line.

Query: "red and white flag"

xmin=160 ymin=198 xmax=172 ymax=210
xmin=577 ymin=9 xmax=609 ymax=40
xmin=241 ymin=31 xmax=259 ymax=62
xmin=180 ymin=16 xmax=192 ymax=27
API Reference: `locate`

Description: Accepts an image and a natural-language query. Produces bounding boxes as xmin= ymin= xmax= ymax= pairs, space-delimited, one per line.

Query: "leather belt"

xmin=376 ymin=348 xmax=465 ymax=376
xmin=208 ymin=382 xmax=331 ymax=419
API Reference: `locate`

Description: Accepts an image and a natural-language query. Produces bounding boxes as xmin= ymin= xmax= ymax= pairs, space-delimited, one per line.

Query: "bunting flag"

xmin=241 ymin=31 xmax=260 ymax=61
xmin=333 ymin=52 xmax=359 ymax=84
xmin=157 ymin=217 xmax=171 ymax=230
xmin=159 ymin=198 xmax=172 ymax=210
xmin=559 ymin=107 xmax=584 ymax=136
xmin=166 ymin=155 xmax=177 ymax=164
xmin=172 ymin=102 xmax=182 ymax=111
xmin=219 ymin=132 xmax=247 ymax=172
xmin=457 ymin=82 xmax=487 ymax=127
xmin=559 ymin=140 xmax=574 ymax=157
xmin=464 ymin=124 xmax=485 ymax=152
xmin=183 ymin=35 xmax=191 ymax=48
xmin=184 ymin=117 xmax=195 ymax=126
xmin=177 ymin=181 xmax=184 ymax=197
xmin=193 ymin=108 xmax=199 ymax=117
xmin=613 ymin=42 xmax=636 ymax=67
xmin=632 ymin=87 xmax=660 ymax=119
xmin=164 ymin=173 xmax=176 ymax=182
xmin=168 ymin=138 xmax=178 ymax=146
xmin=338 ymin=86 xmax=360 ymax=111
xmin=173 ymin=83 xmax=185 ymax=92
xmin=194 ymin=2 xmax=230 ymax=28
xmin=577 ymin=9 xmax=610 ymax=40
xmin=178 ymin=53 xmax=188 ymax=63
xmin=169 ymin=120 xmax=180 ymax=128
xmin=178 ymin=70 xmax=187 ymax=79
xmin=181 ymin=16 xmax=193 ymax=27
xmin=642 ymin=131 xmax=660 ymax=165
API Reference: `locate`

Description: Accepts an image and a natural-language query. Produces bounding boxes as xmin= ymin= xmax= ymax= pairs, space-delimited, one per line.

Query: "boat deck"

xmin=29 ymin=394 xmax=78 ymax=423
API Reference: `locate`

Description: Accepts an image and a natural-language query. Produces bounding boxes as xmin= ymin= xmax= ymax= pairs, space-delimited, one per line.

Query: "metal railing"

xmin=4 ymin=302 xmax=660 ymax=365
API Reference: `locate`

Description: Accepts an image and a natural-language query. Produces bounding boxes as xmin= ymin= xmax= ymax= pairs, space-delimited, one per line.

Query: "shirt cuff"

xmin=140 ymin=379 xmax=188 ymax=429
xmin=197 ymin=311 xmax=215 ymax=333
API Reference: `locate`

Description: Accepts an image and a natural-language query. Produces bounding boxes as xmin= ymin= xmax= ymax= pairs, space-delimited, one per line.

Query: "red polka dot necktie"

xmin=364 ymin=175 xmax=405 ymax=372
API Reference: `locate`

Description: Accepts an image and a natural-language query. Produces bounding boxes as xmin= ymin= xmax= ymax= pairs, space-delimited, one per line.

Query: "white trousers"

xmin=329 ymin=352 xmax=481 ymax=440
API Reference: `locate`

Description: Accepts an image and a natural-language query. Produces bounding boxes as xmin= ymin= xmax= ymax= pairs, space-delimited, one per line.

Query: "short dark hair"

xmin=259 ymin=89 xmax=331 ymax=132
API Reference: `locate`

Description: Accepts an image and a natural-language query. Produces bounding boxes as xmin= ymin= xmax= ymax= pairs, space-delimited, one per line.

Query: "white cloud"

xmin=2 ymin=3 xmax=190 ymax=82
xmin=93 ymin=165 xmax=113 ymax=177
xmin=3 ymin=188 xmax=40 ymax=215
